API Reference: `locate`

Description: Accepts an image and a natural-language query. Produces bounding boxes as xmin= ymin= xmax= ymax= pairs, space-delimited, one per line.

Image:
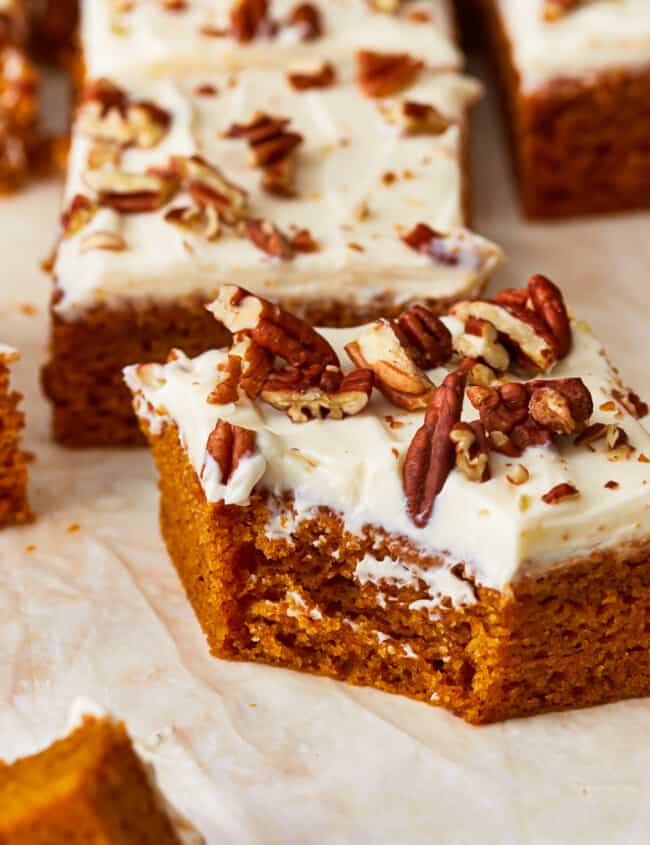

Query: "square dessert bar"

xmin=126 ymin=278 xmax=650 ymax=724
xmin=0 ymin=707 xmax=203 ymax=843
xmin=480 ymin=0 xmax=650 ymax=218
xmin=43 ymin=62 xmax=500 ymax=446
xmin=0 ymin=1 xmax=38 ymax=193
xmin=81 ymin=0 xmax=462 ymax=80
xmin=0 ymin=345 xmax=30 ymax=527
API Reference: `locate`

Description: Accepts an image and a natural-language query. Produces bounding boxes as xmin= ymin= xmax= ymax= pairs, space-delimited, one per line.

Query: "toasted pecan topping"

xmin=450 ymin=421 xmax=490 ymax=483
xmin=83 ymin=168 xmax=178 ymax=213
xmin=164 ymin=203 xmax=221 ymax=241
xmin=78 ymin=78 xmax=171 ymax=149
xmin=542 ymin=482 xmax=580 ymax=505
xmin=246 ymin=218 xmax=293 ymax=260
xmin=612 ymin=387 xmax=649 ymax=419
xmin=261 ymin=364 xmax=373 ymax=422
xmin=230 ymin=0 xmax=271 ymax=42
xmin=401 ymin=224 xmax=502 ymax=277
xmin=79 ymin=230 xmax=127 ymax=253
xmin=225 ymin=112 xmax=303 ymax=197
xmin=167 ymin=154 xmax=249 ymax=224
xmin=61 ymin=194 xmax=98 ymax=237
xmin=287 ymin=3 xmax=322 ymax=40
xmin=206 ymin=420 xmax=257 ymax=483
xmin=454 ymin=317 xmax=509 ymax=372
xmin=290 ymin=228 xmax=319 ymax=253
xmin=542 ymin=0 xmax=582 ymax=21
xmin=209 ymin=354 xmax=242 ymax=404
xmin=393 ymin=305 xmax=453 ymax=369
xmin=288 ymin=61 xmax=336 ymax=91
xmin=403 ymin=368 xmax=467 ymax=527
xmin=207 ymin=285 xmax=339 ymax=369
xmin=356 ymin=50 xmax=423 ymax=98
xmin=346 ymin=319 xmax=434 ymax=412
xmin=383 ymin=100 xmax=451 ymax=135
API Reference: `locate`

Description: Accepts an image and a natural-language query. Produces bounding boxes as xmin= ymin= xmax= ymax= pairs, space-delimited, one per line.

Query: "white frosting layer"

xmin=125 ymin=318 xmax=650 ymax=593
xmin=54 ymin=69 xmax=496 ymax=316
xmin=82 ymin=0 xmax=461 ymax=80
xmin=497 ymin=0 xmax=650 ymax=91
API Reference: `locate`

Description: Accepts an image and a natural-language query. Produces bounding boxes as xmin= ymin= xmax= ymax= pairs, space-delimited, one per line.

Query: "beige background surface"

xmin=0 ymin=66 xmax=649 ymax=843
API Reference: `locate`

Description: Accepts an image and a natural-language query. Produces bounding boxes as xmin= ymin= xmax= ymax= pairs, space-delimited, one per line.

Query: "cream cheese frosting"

xmin=125 ymin=316 xmax=650 ymax=593
xmin=82 ymin=0 xmax=461 ymax=80
xmin=496 ymin=0 xmax=650 ymax=91
xmin=54 ymin=68 xmax=498 ymax=317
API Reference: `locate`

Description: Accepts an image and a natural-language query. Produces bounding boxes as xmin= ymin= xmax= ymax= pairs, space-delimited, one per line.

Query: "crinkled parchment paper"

xmin=0 ymin=67 xmax=649 ymax=844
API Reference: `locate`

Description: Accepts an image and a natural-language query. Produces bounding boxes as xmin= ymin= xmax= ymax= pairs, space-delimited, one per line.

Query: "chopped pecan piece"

xmin=612 ymin=387 xmax=649 ymax=419
xmin=542 ymin=482 xmax=580 ymax=505
xmin=225 ymin=112 xmax=303 ymax=197
xmin=288 ymin=61 xmax=336 ymax=91
xmin=453 ymin=317 xmax=509 ymax=372
xmin=526 ymin=378 xmax=593 ymax=435
xmin=229 ymin=334 xmax=273 ymax=398
xmin=208 ymin=355 xmax=242 ymax=404
xmin=83 ymin=168 xmax=178 ymax=213
xmin=403 ymin=369 xmax=466 ymax=527
xmin=207 ymin=285 xmax=339 ymax=368
xmin=287 ymin=3 xmax=322 ymax=40
xmin=230 ymin=0 xmax=271 ymax=42
xmin=78 ymin=78 xmax=171 ymax=149
xmin=383 ymin=100 xmax=451 ymax=135
xmin=401 ymin=224 xmax=503 ymax=275
xmin=392 ymin=305 xmax=453 ymax=369
xmin=164 ymin=204 xmax=221 ymax=241
xmin=468 ymin=382 xmax=530 ymax=435
xmin=167 ymin=155 xmax=248 ymax=224
xmin=261 ymin=364 xmax=373 ymax=422
xmin=290 ymin=228 xmax=319 ymax=253
xmin=61 ymin=194 xmax=98 ymax=237
xmin=246 ymin=219 xmax=293 ymax=260
xmin=542 ymin=0 xmax=581 ymax=21
xmin=356 ymin=50 xmax=423 ymax=98
xmin=506 ymin=464 xmax=529 ymax=485
xmin=79 ymin=230 xmax=127 ymax=253
xmin=345 ymin=319 xmax=434 ymax=411
xmin=367 ymin=0 xmax=402 ymax=12
xmin=450 ymin=421 xmax=490 ymax=483
xmin=206 ymin=420 xmax=257 ymax=482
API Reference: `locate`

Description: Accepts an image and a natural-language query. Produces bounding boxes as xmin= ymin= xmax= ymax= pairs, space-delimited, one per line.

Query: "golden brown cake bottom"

xmin=479 ymin=0 xmax=650 ymax=219
xmin=147 ymin=423 xmax=650 ymax=725
xmin=0 ymin=716 xmax=184 ymax=843
xmin=42 ymin=290 xmax=474 ymax=448
xmin=0 ymin=357 xmax=31 ymax=527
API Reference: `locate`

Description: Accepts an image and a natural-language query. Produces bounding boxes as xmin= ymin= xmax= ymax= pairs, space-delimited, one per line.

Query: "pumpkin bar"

xmin=0 ymin=344 xmax=31 ymax=527
xmin=43 ymin=65 xmax=500 ymax=446
xmin=82 ymin=0 xmax=462 ymax=80
xmin=126 ymin=278 xmax=650 ymax=724
xmin=480 ymin=0 xmax=650 ymax=218
xmin=0 ymin=0 xmax=38 ymax=193
xmin=0 ymin=704 xmax=204 ymax=844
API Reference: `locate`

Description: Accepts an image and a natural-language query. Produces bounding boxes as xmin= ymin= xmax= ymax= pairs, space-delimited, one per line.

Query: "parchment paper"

xmin=1 ymin=65 xmax=649 ymax=844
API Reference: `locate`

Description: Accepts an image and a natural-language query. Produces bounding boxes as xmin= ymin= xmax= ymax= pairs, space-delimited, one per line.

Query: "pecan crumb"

xmin=356 ymin=50 xmax=423 ymax=98
xmin=604 ymin=480 xmax=619 ymax=490
xmin=542 ymin=482 xmax=580 ymax=505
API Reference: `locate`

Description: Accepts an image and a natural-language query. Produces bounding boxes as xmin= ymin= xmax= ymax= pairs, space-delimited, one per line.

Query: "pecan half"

xmin=392 ymin=305 xmax=453 ymax=369
xmin=225 ymin=112 xmax=303 ymax=197
xmin=542 ymin=482 xmax=580 ymax=505
xmin=229 ymin=334 xmax=273 ymax=398
xmin=167 ymin=155 xmax=248 ymax=224
xmin=453 ymin=317 xmax=509 ymax=372
xmin=527 ymin=274 xmax=571 ymax=359
xmin=287 ymin=3 xmax=322 ymax=40
xmin=403 ymin=369 xmax=466 ymax=527
xmin=356 ymin=50 xmax=423 ymax=98
xmin=230 ymin=0 xmax=271 ymax=42
xmin=382 ymin=100 xmax=451 ymax=135
xmin=526 ymin=378 xmax=593 ymax=435
xmin=78 ymin=78 xmax=171 ymax=149
xmin=288 ymin=61 xmax=336 ymax=91
xmin=207 ymin=285 xmax=339 ymax=368
xmin=345 ymin=319 xmax=433 ymax=411
xmin=206 ymin=420 xmax=257 ymax=483
xmin=450 ymin=421 xmax=490 ymax=483
xmin=261 ymin=364 xmax=373 ymax=422
xmin=61 ymin=194 xmax=98 ymax=237
xmin=83 ymin=168 xmax=178 ymax=213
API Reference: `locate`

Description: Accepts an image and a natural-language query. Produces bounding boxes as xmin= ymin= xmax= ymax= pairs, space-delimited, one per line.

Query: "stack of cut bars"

xmin=42 ymin=0 xmax=502 ymax=446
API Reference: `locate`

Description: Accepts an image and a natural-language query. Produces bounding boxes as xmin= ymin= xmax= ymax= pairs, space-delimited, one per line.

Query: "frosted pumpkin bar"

xmin=125 ymin=277 xmax=650 ymax=724
xmin=43 ymin=64 xmax=499 ymax=446
xmin=0 ymin=703 xmax=204 ymax=843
